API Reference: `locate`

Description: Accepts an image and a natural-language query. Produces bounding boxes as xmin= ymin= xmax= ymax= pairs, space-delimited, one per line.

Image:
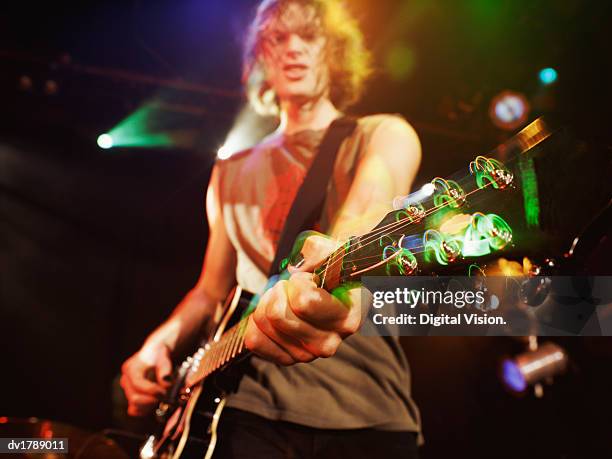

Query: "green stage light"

xmin=97 ymin=133 xmax=114 ymax=149
xmin=519 ymin=155 xmax=540 ymax=228
xmin=105 ymin=102 xmax=175 ymax=149
xmin=385 ymin=44 xmax=416 ymax=81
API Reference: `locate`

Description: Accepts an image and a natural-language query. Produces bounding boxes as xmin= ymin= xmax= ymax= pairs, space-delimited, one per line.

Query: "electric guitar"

xmin=138 ymin=118 xmax=606 ymax=459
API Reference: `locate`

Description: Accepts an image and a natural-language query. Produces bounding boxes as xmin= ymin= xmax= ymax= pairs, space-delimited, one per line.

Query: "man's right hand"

xmin=120 ymin=341 xmax=173 ymax=416
xmin=117 ymin=162 xmax=237 ymax=417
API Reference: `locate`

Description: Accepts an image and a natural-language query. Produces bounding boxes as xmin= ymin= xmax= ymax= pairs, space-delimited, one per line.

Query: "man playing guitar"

xmin=121 ymin=0 xmax=423 ymax=457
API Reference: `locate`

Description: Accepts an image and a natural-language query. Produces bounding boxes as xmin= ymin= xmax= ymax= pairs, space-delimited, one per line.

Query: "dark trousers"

xmin=213 ymin=408 xmax=419 ymax=459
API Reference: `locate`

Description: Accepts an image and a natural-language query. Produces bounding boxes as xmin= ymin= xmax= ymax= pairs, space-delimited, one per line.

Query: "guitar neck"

xmin=184 ymin=316 xmax=249 ymax=387
xmin=184 ymin=117 xmax=555 ymax=388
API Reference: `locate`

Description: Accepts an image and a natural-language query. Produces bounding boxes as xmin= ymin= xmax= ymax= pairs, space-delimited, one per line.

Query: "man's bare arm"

xmin=330 ymin=116 xmax=421 ymax=240
xmin=121 ymin=164 xmax=237 ymax=416
xmin=244 ymin=117 xmax=421 ymax=365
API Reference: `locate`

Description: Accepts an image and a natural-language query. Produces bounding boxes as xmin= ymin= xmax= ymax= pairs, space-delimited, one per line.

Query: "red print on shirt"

xmin=260 ymin=167 xmax=304 ymax=253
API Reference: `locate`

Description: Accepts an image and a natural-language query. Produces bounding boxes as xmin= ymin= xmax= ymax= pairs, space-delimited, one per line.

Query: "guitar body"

xmin=140 ymin=287 xmax=251 ymax=459
xmin=160 ymin=382 xmax=224 ymax=459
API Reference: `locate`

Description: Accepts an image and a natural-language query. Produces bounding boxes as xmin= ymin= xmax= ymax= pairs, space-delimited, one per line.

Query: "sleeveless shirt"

xmin=216 ymin=114 xmax=421 ymax=433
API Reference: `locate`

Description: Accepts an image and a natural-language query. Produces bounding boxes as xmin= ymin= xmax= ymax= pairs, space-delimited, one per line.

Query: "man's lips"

xmin=283 ymin=63 xmax=308 ymax=79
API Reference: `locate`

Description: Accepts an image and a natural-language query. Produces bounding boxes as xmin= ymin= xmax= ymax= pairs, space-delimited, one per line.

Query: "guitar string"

xmin=198 ymin=180 xmax=501 ymax=375
xmin=197 ymin=172 xmax=509 ymax=376
xmin=327 ymin=150 xmax=522 ymax=270
xmin=323 ymin=207 xmax=499 ymax=271
xmin=200 ymin=319 xmax=249 ymax=376
xmin=318 ymin=180 xmax=496 ymax=280
xmin=319 ymin=179 xmax=494 ymax=276
xmin=198 ymin=185 xmax=497 ymax=377
xmin=324 ymin=178 xmax=474 ymax=264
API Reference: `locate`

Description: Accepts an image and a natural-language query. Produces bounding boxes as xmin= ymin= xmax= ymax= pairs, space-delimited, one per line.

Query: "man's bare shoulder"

xmin=218 ymin=130 xmax=282 ymax=164
xmin=357 ymin=113 xmax=415 ymax=134
xmin=354 ymin=114 xmax=420 ymax=156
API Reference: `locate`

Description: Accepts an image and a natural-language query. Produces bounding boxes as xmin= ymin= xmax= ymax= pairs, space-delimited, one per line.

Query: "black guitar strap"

xmin=268 ymin=116 xmax=358 ymax=276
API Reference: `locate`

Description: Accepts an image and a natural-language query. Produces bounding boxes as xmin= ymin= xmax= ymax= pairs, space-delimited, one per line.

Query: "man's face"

xmin=259 ymin=3 xmax=330 ymax=104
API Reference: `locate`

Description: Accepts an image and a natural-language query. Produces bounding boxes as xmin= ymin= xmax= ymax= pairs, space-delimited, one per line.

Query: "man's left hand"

xmin=243 ymin=235 xmax=362 ymax=365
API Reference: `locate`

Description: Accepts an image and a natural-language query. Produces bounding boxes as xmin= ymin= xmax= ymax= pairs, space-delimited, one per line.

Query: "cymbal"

xmin=0 ymin=418 xmax=129 ymax=459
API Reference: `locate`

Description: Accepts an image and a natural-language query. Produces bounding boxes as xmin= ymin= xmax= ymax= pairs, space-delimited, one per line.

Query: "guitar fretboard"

xmin=185 ymin=317 xmax=249 ymax=387
xmin=183 ymin=243 xmax=350 ymax=388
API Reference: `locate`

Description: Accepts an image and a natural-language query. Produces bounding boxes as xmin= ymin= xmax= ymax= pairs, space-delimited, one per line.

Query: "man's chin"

xmin=280 ymin=89 xmax=327 ymax=106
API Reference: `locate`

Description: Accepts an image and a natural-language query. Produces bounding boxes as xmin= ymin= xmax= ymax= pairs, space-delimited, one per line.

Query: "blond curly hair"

xmin=242 ymin=0 xmax=372 ymax=115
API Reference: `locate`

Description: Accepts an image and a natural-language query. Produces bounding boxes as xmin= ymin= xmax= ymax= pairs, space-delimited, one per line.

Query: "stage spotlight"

xmin=217 ymin=104 xmax=278 ymax=160
xmin=489 ymin=90 xmax=530 ymax=131
xmin=97 ymin=134 xmax=114 ymax=149
xmin=501 ymin=342 xmax=568 ymax=394
xmin=538 ymin=67 xmax=558 ymax=85
xmin=103 ymin=102 xmax=176 ymax=149
xmin=217 ymin=145 xmax=232 ymax=160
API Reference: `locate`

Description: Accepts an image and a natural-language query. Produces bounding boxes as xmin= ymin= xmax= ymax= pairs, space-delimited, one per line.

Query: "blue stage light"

xmin=501 ymin=342 xmax=568 ymax=394
xmin=539 ymin=67 xmax=558 ymax=85
xmin=502 ymin=359 xmax=527 ymax=392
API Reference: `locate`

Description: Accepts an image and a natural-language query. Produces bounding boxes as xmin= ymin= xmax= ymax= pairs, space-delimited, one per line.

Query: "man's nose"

xmin=285 ymin=34 xmax=306 ymax=57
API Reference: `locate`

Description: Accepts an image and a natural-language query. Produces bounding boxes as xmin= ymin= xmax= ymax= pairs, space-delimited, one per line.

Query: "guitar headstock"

xmin=317 ymin=118 xmax=555 ymax=291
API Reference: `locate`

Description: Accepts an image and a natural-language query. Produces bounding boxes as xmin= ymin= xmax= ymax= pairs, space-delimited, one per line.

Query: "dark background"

xmin=1 ymin=1 xmax=611 ymax=457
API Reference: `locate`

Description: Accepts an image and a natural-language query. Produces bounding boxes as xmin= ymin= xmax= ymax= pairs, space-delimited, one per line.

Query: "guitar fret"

xmin=229 ymin=327 xmax=240 ymax=358
xmin=319 ymin=255 xmax=331 ymax=289
xmin=320 ymin=243 xmax=348 ymax=290
xmin=232 ymin=320 xmax=247 ymax=357
xmin=236 ymin=336 xmax=244 ymax=356
xmin=208 ymin=344 xmax=218 ymax=374
xmin=201 ymin=356 xmax=210 ymax=378
xmin=216 ymin=337 xmax=226 ymax=367
xmin=202 ymin=344 xmax=212 ymax=376
xmin=236 ymin=319 xmax=248 ymax=355
xmin=210 ymin=342 xmax=220 ymax=371
xmin=224 ymin=329 xmax=235 ymax=360
xmin=217 ymin=336 xmax=224 ymax=368
xmin=214 ymin=341 xmax=223 ymax=370
xmin=227 ymin=326 xmax=240 ymax=359
xmin=189 ymin=317 xmax=250 ymax=387
xmin=220 ymin=332 xmax=233 ymax=365
xmin=219 ymin=335 xmax=229 ymax=366
xmin=203 ymin=347 xmax=212 ymax=376
xmin=233 ymin=329 xmax=243 ymax=357
xmin=208 ymin=350 xmax=215 ymax=373
xmin=330 ymin=251 xmax=340 ymax=286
